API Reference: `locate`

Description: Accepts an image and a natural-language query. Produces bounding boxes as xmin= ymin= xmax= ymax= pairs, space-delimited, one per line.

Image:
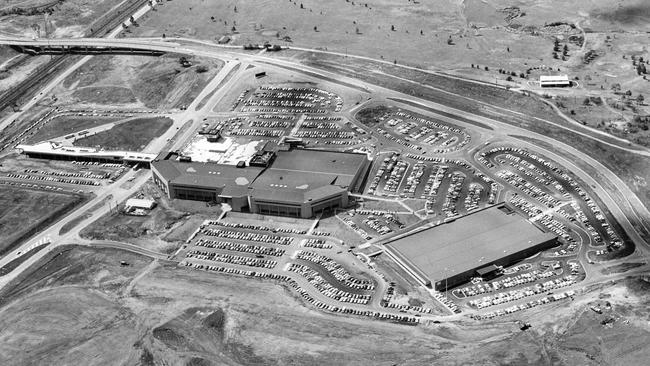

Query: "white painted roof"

xmin=540 ymin=75 xmax=570 ymax=82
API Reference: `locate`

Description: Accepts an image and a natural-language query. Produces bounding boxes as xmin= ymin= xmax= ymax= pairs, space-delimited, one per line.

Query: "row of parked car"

xmin=186 ymin=250 xmax=277 ymax=269
xmin=288 ymin=263 xmax=371 ymax=304
xmin=195 ymin=239 xmax=285 ymax=257
xmin=455 ymin=269 xmax=559 ymax=298
xmin=473 ymin=290 xmax=576 ymax=320
xmin=249 ymin=120 xmax=292 ymax=128
xmin=441 ymin=172 xmax=465 ymax=218
xmin=294 ymin=130 xmax=355 ymax=139
xmin=199 ymin=227 xmax=293 ymax=245
xmin=206 ymin=220 xmax=308 ymax=235
xmin=23 ymin=168 xmax=108 ymax=180
xmin=303 ymin=239 xmax=333 ymax=249
xmin=296 ymin=250 xmax=375 ymax=290
xmin=242 ymin=107 xmax=329 ymax=114
xmin=185 ymin=261 xmax=419 ymax=323
xmin=469 ymin=277 xmax=576 ymax=309
xmin=301 ymin=121 xmax=339 ymax=129
xmin=5 ymin=173 xmax=100 ymax=186
xmin=229 ymin=128 xmax=283 ymax=137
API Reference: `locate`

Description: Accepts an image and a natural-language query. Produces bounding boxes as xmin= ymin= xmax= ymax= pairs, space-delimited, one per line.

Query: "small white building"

xmin=540 ymin=75 xmax=570 ymax=88
xmin=125 ymin=198 xmax=156 ymax=210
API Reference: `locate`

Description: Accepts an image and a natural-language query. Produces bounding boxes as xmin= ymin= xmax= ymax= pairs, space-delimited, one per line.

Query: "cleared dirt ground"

xmin=0 ymin=0 xmax=123 ymax=38
xmin=56 ymin=54 xmax=224 ymax=110
xmin=1 ymin=245 xmax=649 ymax=365
xmin=80 ymin=180 xmax=211 ymax=254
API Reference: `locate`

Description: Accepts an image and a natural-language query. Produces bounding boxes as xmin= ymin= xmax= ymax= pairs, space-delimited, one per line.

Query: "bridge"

xmin=0 ymin=37 xmax=179 ymax=56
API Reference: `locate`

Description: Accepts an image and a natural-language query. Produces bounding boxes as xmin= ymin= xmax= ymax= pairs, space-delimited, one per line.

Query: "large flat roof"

xmin=153 ymin=159 xmax=263 ymax=189
xmin=152 ymin=148 xmax=368 ymax=203
xmin=249 ymin=149 xmax=367 ymax=204
xmin=385 ymin=204 xmax=557 ymax=283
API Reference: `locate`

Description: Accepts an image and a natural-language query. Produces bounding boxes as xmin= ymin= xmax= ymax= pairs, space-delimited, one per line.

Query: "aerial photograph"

xmin=0 ymin=0 xmax=649 ymax=365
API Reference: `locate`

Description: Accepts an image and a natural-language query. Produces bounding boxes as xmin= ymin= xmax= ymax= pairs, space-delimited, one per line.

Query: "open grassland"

xmin=26 ymin=115 xmax=123 ymax=143
xmin=1 ymin=245 xmax=650 ymax=365
xmin=0 ymin=186 xmax=84 ymax=257
xmin=58 ymin=54 xmax=224 ymax=109
xmin=72 ymin=116 xmax=172 ymax=151
xmin=134 ymin=0 xmax=649 ymax=84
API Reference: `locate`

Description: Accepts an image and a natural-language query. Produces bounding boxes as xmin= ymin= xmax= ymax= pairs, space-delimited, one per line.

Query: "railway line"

xmin=0 ymin=0 xmax=151 ymax=114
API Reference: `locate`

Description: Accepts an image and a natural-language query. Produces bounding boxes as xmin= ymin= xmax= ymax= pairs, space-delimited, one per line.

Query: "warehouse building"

xmin=540 ymin=75 xmax=571 ymax=88
xmin=384 ymin=203 xmax=558 ymax=290
xmin=151 ymin=148 xmax=370 ymax=218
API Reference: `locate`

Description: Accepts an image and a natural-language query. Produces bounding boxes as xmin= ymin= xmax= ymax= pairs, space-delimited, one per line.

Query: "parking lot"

xmin=480 ymin=146 xmax=624 ymax=253
xmin=365 ymin=153 xmax=493 ymax=218
xmin=358 ymin=107 xmax=470 ymax=154
xmin=237 ymin=85 xmax=343 ymax=114
xmin=0 ymin=155 xmax=127 ymax=193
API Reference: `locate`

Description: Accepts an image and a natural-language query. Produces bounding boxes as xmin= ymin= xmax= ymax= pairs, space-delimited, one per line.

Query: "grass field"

xmin=0 ymin=186 xmax=84 ymax=258
xmin=2 ymin=245 xmax=650 ymax=365
xmin=72 ymin=116 xmax=173 ymax=151
xmin=26 ymin=115 xmax=123 ymax=143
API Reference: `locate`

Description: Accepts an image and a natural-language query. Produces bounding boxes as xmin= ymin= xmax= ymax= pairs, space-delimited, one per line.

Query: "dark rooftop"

xmin=153 ymin=159 xmax=263 ymax=189
xmin=385 ymin=203 xmax=557 ymax=283
xmin=249 ymin=149 xmax=367 ymax=204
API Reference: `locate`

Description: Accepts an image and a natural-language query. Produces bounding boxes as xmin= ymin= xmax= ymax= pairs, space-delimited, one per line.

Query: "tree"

xmin=484 ymin=66 xmax=489 ymax=71
xmin=563 ymin=44 xmax=568 ymax=55
xmin=391 ymin=25 xmax=395 ymax=31
xmin=234 ymin=5 xmax=237 ymax=12
xmin=313 ymin=26 xmax=318 ymax=32
xmin=637 ymin=63 xmax=647 ymax=75
xmin=625 ymin=90 xmax=632 ymax=96
xmin=611 ymin=83 xmax=621 ymax=93
xmin=232 ymin=25 xmax=236 ymax=32
xmin=637 ymin=94 xmax=644 ymax=104
xmin=506 ymin=76 xmax=513 ymax=82
xmin=583 ymin=97 xmax=591 ymax=106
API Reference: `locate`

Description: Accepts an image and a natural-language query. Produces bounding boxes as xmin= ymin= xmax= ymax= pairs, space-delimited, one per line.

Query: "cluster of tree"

xmin=632 ymin=56 xmax=647 ymax=75
xmin=552 ymin=39 xmax=569 ymax=61
xmin=498 ymin=69 xmax=526 ymax=79
xmin=243 ymin=44 xmax=283 ymax=52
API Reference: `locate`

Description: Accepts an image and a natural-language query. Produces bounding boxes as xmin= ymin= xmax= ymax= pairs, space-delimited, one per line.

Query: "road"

xmin=0 ymin=31 xmax=648 ymax=322
xmin=0 ymin=1 xmax=159 ymax=133
xmin=0 ymin=166 xmax=151 ymax=288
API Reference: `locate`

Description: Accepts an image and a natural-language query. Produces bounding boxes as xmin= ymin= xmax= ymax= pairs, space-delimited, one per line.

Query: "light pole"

xmin=444 ymin=267 xmax=448 ymax=300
